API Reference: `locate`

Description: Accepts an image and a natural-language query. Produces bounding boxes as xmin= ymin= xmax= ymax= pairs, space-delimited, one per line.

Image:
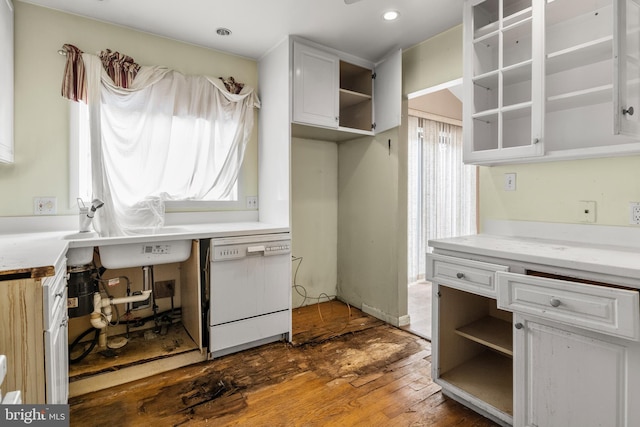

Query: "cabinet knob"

xmin=514 ymin=322 xmax=524 ymax=330
xmin=533 ymin=138 xmax=540 ymax=144
xmin=456 ymin=272 xmax=465 ymax=279
xmin=549 ymin=298 xmax=561 ymax=308
xmin=55 ymin=291 xmax=64 ymax=299
xmin=623 ymin=106 xmax=634 ymax=116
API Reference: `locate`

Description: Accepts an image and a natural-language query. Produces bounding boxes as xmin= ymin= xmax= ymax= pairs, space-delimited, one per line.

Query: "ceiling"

xmin=20 ymin=0 xmax=464 ymax=62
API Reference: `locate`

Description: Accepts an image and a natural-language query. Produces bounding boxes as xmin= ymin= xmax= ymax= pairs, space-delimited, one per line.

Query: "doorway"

xmin=404 ymin=79 xmax=477 ymax=340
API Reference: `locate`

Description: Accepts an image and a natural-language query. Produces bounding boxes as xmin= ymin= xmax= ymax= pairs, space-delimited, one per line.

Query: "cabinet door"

xmin=463 ymin=0 xmax=544 ymax=164
xmin=514 ymin=314 xmax=628 ymax=427
xmin=0 ymin=0 xmax=13 ymax=163
xmin=373 ymin=49 xmax=402 ymax=134
xmin=618 ymin=0 xmax=640 ymax=136
xmin=292 ymin=42 xmax=339 ymax=128
xmin=44 ymin=307 xmax=68 ymax=404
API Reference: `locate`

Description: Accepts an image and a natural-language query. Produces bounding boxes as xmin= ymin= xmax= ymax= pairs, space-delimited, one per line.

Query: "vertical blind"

xmin=407 ymin=116 xmax=477 ymax=283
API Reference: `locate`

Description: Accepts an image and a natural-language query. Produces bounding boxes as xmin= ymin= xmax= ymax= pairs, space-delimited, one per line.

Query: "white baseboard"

xmin=361 ymin=303 xmax=407 ymax=327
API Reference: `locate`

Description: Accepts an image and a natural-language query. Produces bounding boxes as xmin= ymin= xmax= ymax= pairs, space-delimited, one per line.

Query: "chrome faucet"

xmin=78 ymin=198 xmax=104 ymax=232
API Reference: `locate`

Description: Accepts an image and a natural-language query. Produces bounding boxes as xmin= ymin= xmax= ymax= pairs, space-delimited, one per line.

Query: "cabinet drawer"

xmin=43 ymin=257 xmax=67 ymax=331
xmin=426 ymin=254 xmax=509 ymax=297
xmin=497 ymin=272 xmax=640 ymax=340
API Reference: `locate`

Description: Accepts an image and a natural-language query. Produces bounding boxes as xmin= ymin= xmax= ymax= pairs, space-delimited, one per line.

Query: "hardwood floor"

xmin=69 ymin=301 xmax=498 ymax=426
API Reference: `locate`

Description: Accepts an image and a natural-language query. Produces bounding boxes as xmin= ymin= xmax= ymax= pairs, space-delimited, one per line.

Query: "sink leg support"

xmin=143 ymin=265 xmax=160 ymax=333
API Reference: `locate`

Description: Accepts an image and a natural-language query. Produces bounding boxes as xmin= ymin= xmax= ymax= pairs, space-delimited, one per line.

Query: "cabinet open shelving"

xmin=436 ymin=284 xmax=514 ymax=422
xmin=440 ymin=351 xmax=514 ymax=416
xmin=338 ymin=60 xmax=373 ymax=132
xmin=455 ymin=315 xmax=513 ymax=357
xmin=546 ymin=36 xmax=613 ymax=75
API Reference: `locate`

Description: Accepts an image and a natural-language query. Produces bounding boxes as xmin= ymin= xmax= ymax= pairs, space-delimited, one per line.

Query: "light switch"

xmin=504 ymin=173 xmax=516 ymax=191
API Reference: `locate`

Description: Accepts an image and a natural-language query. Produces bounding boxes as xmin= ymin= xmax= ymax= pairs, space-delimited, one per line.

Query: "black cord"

xmin=68 ymin=327 xmax=100 ymax=364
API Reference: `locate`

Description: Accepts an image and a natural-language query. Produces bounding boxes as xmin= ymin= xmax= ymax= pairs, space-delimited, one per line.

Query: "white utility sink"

xmin=98 ymin=238 xmax=192 ymax=269
xmin=65 ymin=231 xmax=98 ymax=267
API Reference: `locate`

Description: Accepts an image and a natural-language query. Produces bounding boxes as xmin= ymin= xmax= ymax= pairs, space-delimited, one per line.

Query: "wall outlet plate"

xmin=579 ymin=200 xmax=596 ymax=223
xmin=34 ymin=197 xmax=57 ymax=215
xmin=246 ymin=196 xmax=258 ymax=209
xmin=630 ymin=202 xmax=640 ymax=225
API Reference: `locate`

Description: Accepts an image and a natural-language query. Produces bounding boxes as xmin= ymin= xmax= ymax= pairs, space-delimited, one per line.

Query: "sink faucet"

xmin=78 ymin=198 xmax=104 ymax=232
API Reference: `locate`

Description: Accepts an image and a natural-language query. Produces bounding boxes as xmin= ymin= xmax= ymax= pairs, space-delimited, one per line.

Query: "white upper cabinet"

xmin=464 ymin=0 xmax=544 ymax=164
xmin=292 ymin=38 xmax=401 ymax=140
xmin=463 ymin=0 xmax=640 ymax=165
xmin=293 ymin=42 xmax=340 ymax=129
xmin=0 ymin=0 xmax=14 ymax=164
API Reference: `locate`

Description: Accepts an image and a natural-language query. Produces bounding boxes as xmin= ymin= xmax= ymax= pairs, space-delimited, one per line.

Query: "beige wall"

xmin=1 ymin=3 xmax=258 ymax=217
xmin=480 ymin=156 xmax=640 ymax=227
xmin=402 ymin=25 xmax=463 ymax=97
xmin=337 ymin=128 xmax=403 ymax=321
xmin=291 ymin=137 xmax=338 ymax=306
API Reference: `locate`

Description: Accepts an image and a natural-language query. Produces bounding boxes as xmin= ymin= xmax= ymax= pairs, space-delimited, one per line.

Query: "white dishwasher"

xmin=209 ymin=233 xmax=291 ymax=358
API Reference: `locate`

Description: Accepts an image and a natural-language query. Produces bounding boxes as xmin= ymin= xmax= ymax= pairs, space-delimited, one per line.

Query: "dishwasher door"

xmin=209 ymin=234 xmax=291 ymax=357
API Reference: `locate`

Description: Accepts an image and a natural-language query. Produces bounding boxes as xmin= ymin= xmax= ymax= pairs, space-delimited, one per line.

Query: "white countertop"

xmin=0 ymin=221 xmax=289 ymax=279
xmin=430 ymin=233 xmax=640 ymax=286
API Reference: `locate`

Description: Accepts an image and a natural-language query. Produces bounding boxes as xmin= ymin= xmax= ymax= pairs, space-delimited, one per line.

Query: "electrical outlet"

xmin=34 ymin=197 xmax=57 ymax=215
xmin=504 ymin=173 xmax=516 ymax=191
xmin=630 ymin=202 xmax=640 ymax=225
xmin=246 ymin=196 xmax=258 ymax=209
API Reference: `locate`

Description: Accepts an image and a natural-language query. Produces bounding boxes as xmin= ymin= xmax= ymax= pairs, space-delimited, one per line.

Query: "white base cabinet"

xmin=513 ymin=314 xmax=640 ymax=427
xmin=497 ymin=270 xmax=640 ymax=427
xmin=428 ymin=240 xmax=640 ymax=427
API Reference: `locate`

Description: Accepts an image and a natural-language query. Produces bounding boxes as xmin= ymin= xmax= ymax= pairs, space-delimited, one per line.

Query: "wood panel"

xmin=181 ymin=239 xmax=202 ymax=350
xmin=69 ymin=300 xmax=498 ymax=426
xmin=0 ymin=278 xmax=46 ymax=403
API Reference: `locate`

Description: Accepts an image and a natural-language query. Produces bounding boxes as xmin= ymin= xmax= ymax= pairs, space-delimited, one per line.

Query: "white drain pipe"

xmin=90 ymin=290 xmax=152 ymax=346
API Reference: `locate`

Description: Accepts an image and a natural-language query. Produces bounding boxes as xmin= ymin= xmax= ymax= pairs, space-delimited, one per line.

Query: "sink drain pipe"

xmin=90 ymin=290 xmax=152 ymax=347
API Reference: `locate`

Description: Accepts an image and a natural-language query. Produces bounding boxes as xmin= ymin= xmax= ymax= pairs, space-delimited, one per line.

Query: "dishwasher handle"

xmin=247 ymin=245 xmax=266 ymax=254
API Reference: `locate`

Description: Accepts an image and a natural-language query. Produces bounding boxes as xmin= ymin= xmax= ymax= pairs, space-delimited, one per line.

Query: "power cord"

xmin=291 ymin=255 xmax=352 ymax=334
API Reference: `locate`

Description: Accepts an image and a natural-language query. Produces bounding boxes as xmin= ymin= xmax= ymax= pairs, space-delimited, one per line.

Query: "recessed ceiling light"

xmin=216 ymin=28 xmax=232 ymax=36
xmin=382 ymin=10 xmax=400 ymax=21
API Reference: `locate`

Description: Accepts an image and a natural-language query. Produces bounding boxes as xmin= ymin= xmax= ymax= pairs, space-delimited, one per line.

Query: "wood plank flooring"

xmin=69 ymin=301 xmax=499 ymax=426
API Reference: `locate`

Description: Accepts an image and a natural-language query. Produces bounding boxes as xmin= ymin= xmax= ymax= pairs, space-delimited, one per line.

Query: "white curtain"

xmin=82 ymin=54 xmax=260 ymax=236
xmin=408 ymin=116 xmax=477 ymax=283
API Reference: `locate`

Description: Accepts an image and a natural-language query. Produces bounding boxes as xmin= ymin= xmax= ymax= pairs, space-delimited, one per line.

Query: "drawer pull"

xmin=514 ymin=322 xmax=524 ymax=330
xmin=456 ymin=272 xmax=465 ymax=279
xmin=549 ymin=298 xmax=562 ymax=308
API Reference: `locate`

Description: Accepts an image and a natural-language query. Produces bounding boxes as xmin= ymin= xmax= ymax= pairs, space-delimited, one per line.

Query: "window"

xmin=70 ymin=101 xmax=241 ymax=210
xmin=65 ymin=53 xmax=258 ymax=236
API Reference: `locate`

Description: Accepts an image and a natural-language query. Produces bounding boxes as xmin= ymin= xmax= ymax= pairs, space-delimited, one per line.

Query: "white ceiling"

xmin=20 ymin=0 xmax=464 ymax=62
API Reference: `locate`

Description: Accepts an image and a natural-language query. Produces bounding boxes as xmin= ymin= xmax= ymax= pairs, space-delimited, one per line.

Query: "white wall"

xmin=1 ymin=3 xmax=258 ymax=217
